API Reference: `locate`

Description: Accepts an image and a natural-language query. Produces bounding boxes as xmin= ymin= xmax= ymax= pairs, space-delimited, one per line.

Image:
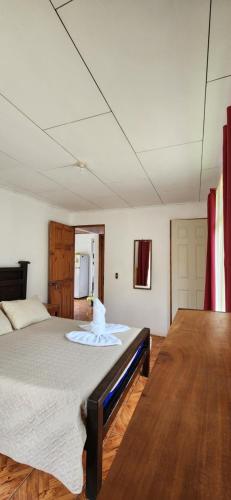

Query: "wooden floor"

xmin=74 ymin=299 xmax=93 ymax=321
xmin=0 ymin=337 xmax=163 ymax=500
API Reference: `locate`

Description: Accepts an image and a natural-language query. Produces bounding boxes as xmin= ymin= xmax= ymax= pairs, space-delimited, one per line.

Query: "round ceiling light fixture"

xmin=73 ymin=160 xmax=87 ymax=172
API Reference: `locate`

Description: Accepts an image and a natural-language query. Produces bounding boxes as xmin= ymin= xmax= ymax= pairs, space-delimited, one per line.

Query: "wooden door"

xmin=48 ymin=221 xmax=74 ymax=318
xmin=171 ymin=219 xmax=207 ymax=321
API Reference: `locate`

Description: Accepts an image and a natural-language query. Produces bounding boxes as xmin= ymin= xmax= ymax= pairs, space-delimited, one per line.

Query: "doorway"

xmin=170 ymin=218 xmax=207 ymax=323
xmin=74 ymin=225 xmax=105 ymax=321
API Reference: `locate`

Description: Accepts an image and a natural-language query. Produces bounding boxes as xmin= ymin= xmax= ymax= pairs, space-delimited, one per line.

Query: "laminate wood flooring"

xmin=74 ymin=299 xmax=93 ymax=321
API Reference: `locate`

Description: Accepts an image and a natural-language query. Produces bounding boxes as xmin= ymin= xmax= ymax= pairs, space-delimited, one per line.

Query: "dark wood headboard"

xmin=0 ymin=261 xmax=30 ymax=301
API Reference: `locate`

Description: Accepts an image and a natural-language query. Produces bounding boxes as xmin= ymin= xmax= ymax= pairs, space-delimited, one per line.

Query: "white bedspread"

xmin=0 ymin=317 xmax=141 ymax=493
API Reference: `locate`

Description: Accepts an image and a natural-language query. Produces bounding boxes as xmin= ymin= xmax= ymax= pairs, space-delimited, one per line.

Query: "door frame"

xmin=74 ymin=224 xmax=105 ymax=302
xmin=170 ymin=218 xmax=207 ymax=324
xmin=98 ymin=233 xmax=105 ymax=302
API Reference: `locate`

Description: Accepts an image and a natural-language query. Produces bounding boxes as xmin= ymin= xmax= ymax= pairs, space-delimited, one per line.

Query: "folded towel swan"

xmin=81 ymin=323 xmax=129 ymax=334
xmin=65 ymin=299 xmax=128 ymax=347
xmin=65 ymin=330 xmax=122 ymax=346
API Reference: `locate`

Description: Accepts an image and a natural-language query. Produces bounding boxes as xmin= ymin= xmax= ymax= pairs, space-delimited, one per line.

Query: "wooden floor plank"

xmin=0 ymin=336 xmax=164 ymax=499
xmin=0 ymin=456 xmax=32 ymax=500
xmin=74 ymin=299 xmax=92 ymax=321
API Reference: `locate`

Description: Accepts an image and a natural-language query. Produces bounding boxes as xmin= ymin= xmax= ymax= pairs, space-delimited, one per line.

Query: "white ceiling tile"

xmin=92 ymin=195 xmax=129 ymax=209
xmin=47 ymin=114 xmax=146 ymax=183
xmin=36 ymin=189 xmax=98 ymax=211
xmin=138 ymin=142 xmax=202 ymax=203
xmin=0 ymin=0 xmax=108 ymax=129
xmin=50 ymin=0 xmax=72 ymax=8
xmin=159 ymin=187 xmax=197 ymax=205
xmin=203 ymin=77 xmax=231 ymax=170
xmin=200 ymin=167 xmax=221 ymax=200
xmin=0 ymin=182 xmax=9 ymax=190
xmin=0 ymin=167 xmax=60 ymax=194
xmin=45 ymin=165 xmax=130 ymax=208
xmin=0 ymin=95 xmax=75 ymax=170
xmin=60 ymin=0 xmax=210 ymax=151
xmin=45 ymin=165 xmax=118 ymax=197
xmin=0 ymin=151 xmax=24 ymax=170
xmin=108 ymin=178 xmax=160 ymax=206
xmin=208 ymin=0 xmax=231 ymax=81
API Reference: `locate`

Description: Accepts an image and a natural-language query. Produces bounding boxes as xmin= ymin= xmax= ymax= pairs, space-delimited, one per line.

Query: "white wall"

xmin=70 ymin=202 xmax=207 ymax=336
xmin=0 ymin=188 xmax=207 ymax=335
xmin=0 ymin=188 xmax=70 ymax=301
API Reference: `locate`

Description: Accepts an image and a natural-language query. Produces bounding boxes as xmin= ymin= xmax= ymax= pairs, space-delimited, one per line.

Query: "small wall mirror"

xmin=133 ymin=240 xmax=152 ymax=289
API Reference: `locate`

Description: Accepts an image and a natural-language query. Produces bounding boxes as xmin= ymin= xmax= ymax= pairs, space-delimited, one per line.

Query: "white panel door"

xmin=171 ymin=219 xmax=207 ymax=321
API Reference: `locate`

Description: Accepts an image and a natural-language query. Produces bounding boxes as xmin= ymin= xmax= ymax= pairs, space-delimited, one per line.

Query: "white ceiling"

xmin=207 ymin=0 xmax=231 ymax=81
xmin=60 ymin=0 xmax=209 ymax=152
xmin=0 ymin=0 xmax=108 ymax=129
xmin=0 ymin=0 xmax=229 ymax=211
xmin=50 ymin=0 xmax=70 ymax=8
xmin=47 ymin=114 xmax=147 ymax=184
xmin=138 ymin=142 xmax=202 ymax=204
xmin=202 ymin=77 xmax=231 ymax=171
xmin=0 ymin=94 xmax=74 ymax=170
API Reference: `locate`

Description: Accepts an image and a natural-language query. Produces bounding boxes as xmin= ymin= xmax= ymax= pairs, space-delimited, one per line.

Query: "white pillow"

xmin=2 ymin=296 xmax=50 ymax=330
xmin=0 ymin=309 xmax=13 ymax=335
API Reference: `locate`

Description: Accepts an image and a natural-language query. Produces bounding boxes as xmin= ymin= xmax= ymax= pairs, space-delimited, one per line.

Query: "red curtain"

xmin=204 ymin=188 xmax=216 ymax=310
xmin=137 ymin=241 xmax=150 ymax=286
xmin=223 ymin=106 xmax=231 ymax=312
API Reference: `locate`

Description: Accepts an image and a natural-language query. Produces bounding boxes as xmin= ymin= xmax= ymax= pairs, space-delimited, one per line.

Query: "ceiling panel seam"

xmin=0 ymin=90 xmax=76 ymax=162
xmin=85 ymin=166 xmax=132 ymax=207
xmin=0 ymin=163 xmax=102 ymax=208
xmin=43 ymin=161 xmax=133 ymax=208
xmin=207 ymin=73 xmax=231 ymax=83
xmin=26 ymin=190 xmax=87 ymax=212
xmin=44 ymin=111 xmax=111 ymax=131
xmin=199 ymin=0 xmax=213 ymax=201
xmin=40 ymin=188 xmax=101 ymax=209
xmin=137 ymin=139 xmax=202 ymax=155
xmin=0 ymin=94 xmax=129 ymax=208
xmin=50 ymin=0 xmax=163 ymax=204
xmin=29 ymin=170 xmax=102 ymax=208
xmin=56 ymin=0 xmax=73 ymax=10
xmin=0 ymin=148 xmax=25 ymax=168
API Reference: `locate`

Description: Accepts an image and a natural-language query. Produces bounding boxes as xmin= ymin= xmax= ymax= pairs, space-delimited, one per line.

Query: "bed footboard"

xmin=86 ymin=327 xmax=150 ymax=500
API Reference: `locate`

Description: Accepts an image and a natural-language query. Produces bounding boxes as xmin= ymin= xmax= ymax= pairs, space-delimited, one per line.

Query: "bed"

xmin=0 ymin=261 xmax=150 ymax=499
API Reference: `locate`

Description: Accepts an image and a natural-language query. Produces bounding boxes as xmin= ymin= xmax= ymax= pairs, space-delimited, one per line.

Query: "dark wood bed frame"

xmin=0 ymin=261 xmax=150 ymax=500
xmin=0 ymin=260 xmax=30 ymax=301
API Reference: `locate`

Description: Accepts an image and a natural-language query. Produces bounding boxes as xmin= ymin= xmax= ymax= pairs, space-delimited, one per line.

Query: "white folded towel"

xmin=65 ymin=331 xmax=121 ymax=347
xmin=81 ymin=323 xmax=129 ymax=334
xmin=91 ymin=298 xmax=106 ymax=335
xmin=80 ymin=298 xmax=129 ymax=335
xmin=65 ymin=299 xmax=122 ymax=347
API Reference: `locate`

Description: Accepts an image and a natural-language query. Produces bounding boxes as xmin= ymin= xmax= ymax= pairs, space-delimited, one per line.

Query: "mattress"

xmin=0 ymin=317 xmax=141 ymax=493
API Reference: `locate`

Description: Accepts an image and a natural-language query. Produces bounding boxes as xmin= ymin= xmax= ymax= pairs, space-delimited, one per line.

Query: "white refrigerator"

xmin=74 ymin=254 xmax=89 ymax=298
